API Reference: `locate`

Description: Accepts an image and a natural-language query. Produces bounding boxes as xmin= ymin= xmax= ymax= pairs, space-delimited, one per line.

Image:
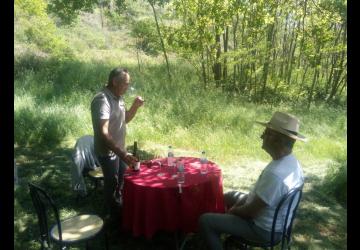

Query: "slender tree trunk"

xmin=327 ymin=23 xmax=347 ymax=101
xmin=260 ymin=23 xmax=275 ymax=101
xmin=201 ymin=50 xmax=207 ymax=88
xmin=295 ymin=64 xmax=309 ymax=103
xmin=233 ymin=14 xmax=239 ymax=89
xmin=136 ymin=42 xmax=141 ymax=72
xmin=337 ymin=73 xmax=347 ymax=97
xmin=297 ymin=0 xmax=307 ymax=68
xmin=207 ymin=48 xmax=211 ymax=83
xmin=307 ymin=67 xmax=319 ymax=109
xmin=279 ymin=13 xmax=289 ymax=79
xmin=286 ymin=21 xmax=300 ymax=85
xmin=214 ymin=32 xmax=222 ymax=86
xmin=149 ymin=1 xmax=171 ymax=82
xmin=260 ymin=0 xmax=279 ymax=101
xmin=307 ymin=45 xmax=322 ymax=109
xmin=325 ymin=54 xmax=336 ymax=95
xmin=99 ymin=2 xmax=104 ymax=28
xmin=223 ymin=26 xmax=229 ymax=82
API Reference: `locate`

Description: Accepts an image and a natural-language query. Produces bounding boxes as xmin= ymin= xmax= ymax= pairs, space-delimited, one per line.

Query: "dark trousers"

xmin=98 ymin=155 xmax=127 ymax=220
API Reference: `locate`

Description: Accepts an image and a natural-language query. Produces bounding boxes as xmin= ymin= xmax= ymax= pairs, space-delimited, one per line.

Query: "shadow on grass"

xmin=291 ymin=173 xmax=347 ymax=249
xmin=14 ymin=146 xmax=346 ymax=250
xmin=14 ymin=145 xmax=183 ymax=250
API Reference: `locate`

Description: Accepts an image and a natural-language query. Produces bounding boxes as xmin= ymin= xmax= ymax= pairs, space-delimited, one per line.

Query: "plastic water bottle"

xmin=167 ymin=146 xmax=174 ymax=167
xmin=177 ymin=161 xmax=185 ymax=184
xmin=200 ymin=151 xmax=208 ymax=174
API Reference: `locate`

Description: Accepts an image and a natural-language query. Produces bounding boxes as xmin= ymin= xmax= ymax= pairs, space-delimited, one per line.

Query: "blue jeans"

xmin=98 ymin=155 xmax=127 ymax=219
xmin=198 ymin=191 xmax=281 ymax=250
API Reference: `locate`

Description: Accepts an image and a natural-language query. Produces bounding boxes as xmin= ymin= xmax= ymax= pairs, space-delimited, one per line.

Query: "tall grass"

xmin=14 ymin=5 xmax=346 ymax=249
xmin=15 ymin=55 xmax=346 ymax=165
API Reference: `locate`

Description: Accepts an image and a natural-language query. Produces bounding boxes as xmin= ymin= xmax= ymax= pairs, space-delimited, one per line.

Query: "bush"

xmin=321 ymin=156 xmax=347 ymax=206
xmin=15 ymin=0 xmax=74 ymax=60
xmin=130 ymin=18 xmax=161 ymax=56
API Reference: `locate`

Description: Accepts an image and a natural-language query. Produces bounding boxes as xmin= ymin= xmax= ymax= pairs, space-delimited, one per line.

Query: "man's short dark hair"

xmin=108 ymin=67 xmax=129 ymax=85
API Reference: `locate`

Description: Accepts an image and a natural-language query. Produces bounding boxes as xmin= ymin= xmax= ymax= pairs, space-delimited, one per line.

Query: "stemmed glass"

xmin=128 ymin=84 xmax=137 ymax=97
xmin=154 ymin=161 xmax=164 ymax=177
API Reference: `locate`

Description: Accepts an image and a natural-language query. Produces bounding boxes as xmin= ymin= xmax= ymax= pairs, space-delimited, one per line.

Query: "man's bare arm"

xmin=99 ymin=119 xmax=137 ymax=166
xmin=125 ymin=96 xmax=144 ymax=123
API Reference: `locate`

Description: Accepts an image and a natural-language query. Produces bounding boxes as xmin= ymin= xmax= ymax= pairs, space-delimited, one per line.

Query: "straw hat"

xmin=256 ymin=111 xmax=307 ymax=142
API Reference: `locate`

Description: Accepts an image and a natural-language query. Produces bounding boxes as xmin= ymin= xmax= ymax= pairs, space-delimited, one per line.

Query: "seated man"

xmin=199 ymin=111 xmax=306 ymax=250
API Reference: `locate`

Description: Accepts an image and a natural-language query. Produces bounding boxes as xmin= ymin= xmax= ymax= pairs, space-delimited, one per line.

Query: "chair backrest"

xmin=71 ymin=135 xmax=100 ymax=195
xmin=270 ymin=184 xmax=304 ymax=249
xmin=72 ymin=135 xmax=100 ymax=171
xmin=28 ymin=182 xmax=63 ymax=249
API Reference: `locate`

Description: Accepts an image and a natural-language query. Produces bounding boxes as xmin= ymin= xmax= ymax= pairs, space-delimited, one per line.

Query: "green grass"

xmin=14 ymin=5 xmax=346 ymax=250
xmin=14 ymin=57 xmax=347 ymax=249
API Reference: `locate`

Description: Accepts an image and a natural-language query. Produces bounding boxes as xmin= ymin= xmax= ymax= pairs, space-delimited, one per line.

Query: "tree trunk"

xmin=260 ymin=23 xmax=275 ymax=101
xmin=297 ymin=0 xmax=307 ymax=68
xmin=307 ymin=45 xmax=322 ymax=109
xmin=201 ymin=50 xmax=207 ymax=88
xmin=307 ymin=67 xmax=319 ymax=110
xmin=149 ymin=1 xmax=172 ymax=82
xmin=99 ymin=2 xmax=104 ymax=28
xmin=214 ymin=33 xmax=222 ymax=86
xmin=232 ymin=15 xmax=239 ymax=90
xmin=223 ymin=26 xmax=229 ymax=82
xmin=136 ymin=41 xmax=141 ymax=72
xmin=279 ymin=12 xmax=289 ymax=79
xmin=295 ymin=64 xmax=309 ymax=103
xmin=286 ymin=20 xmax=300 ymax=85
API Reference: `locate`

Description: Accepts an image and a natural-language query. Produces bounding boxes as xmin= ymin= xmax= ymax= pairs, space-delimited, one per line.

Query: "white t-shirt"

xmin=246 ymin=154 xmax=304 ymax=232
xmin=91 ymin=87 xmax=126 ymax=157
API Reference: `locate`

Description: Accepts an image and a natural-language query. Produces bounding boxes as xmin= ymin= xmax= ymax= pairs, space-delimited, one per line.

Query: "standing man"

xmin=91 ymin=67 xmax=144 ymax=224
xmin=199 ymin=111 xmax=306 ymax=250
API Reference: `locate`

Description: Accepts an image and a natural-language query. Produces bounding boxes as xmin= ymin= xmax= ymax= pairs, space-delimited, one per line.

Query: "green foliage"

xmin=47 ymin=0 xmax=98 ymax=25
xmin=130 ymin=18 xmax=161 ymax=56
xmin=15 ymin=0 xmax=74 ymax=59
xmin=321 ymin=155 xmax=347 ymax=206
xmin=14 ymin=4 xmax=347 ymax=249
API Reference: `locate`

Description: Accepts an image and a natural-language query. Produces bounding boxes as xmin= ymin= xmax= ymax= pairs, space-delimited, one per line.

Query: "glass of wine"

xmin=155 ymin=161 xmax=164 ymax=177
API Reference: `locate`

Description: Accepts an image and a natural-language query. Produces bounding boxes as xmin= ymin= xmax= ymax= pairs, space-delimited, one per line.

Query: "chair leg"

xmin=94 ymin=179 xmax=99 ymax=192
xmin=179 ymin=233 xmax=194 ymax=250
xmin=85 ymin=241 xmax=89 ymax=250
xmin=174 ymin=231 xmax=180 ymax=250
xmin=104 ymin=231 xmax=109 ymax=250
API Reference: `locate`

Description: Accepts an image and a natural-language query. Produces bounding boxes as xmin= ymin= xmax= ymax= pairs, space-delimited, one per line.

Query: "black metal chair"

xmin=87 ymin=167 xmax=104 ymax=193
xmin=28 ymin=182 xmax=108 ymax=250
xmin=225 ymin=184 xmax=304 ymax=250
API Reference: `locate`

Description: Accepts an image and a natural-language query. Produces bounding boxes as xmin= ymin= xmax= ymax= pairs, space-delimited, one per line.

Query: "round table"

xmin=122 ymin=156 xmax=225 ymax=239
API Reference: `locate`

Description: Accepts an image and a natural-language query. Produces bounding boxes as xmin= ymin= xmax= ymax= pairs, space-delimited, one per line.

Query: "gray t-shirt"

xmin=246 ymin=154 xmax=304 ymax=232
xmin=91 ymin=87 xmax=126 ymax=157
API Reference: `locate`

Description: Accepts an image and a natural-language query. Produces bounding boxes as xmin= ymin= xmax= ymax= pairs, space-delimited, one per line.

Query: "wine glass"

xmin=151 ymin=161 xmax=163 ymax=177
xmin=128 ymin=84 xmax=137 ymax=97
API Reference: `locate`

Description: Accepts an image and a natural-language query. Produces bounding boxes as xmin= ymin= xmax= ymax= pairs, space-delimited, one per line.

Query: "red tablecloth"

xmin=122 ymin=156 xmax=225 ymax=239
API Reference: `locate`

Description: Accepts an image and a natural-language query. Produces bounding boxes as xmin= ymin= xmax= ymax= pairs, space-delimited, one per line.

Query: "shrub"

xmin=130 ymin=18 xmax=161 ymax=56
xmin=321 ymin=156 xmax=347 ymax=206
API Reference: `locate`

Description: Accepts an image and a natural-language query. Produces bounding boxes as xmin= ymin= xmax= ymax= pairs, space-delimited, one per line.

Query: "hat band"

xmin=284 ymin=128 xmax=298 ymax=136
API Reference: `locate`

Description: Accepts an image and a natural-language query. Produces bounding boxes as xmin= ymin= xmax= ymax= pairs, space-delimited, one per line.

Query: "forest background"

xmin=14 ymin=0 xmax=347 ymax=249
